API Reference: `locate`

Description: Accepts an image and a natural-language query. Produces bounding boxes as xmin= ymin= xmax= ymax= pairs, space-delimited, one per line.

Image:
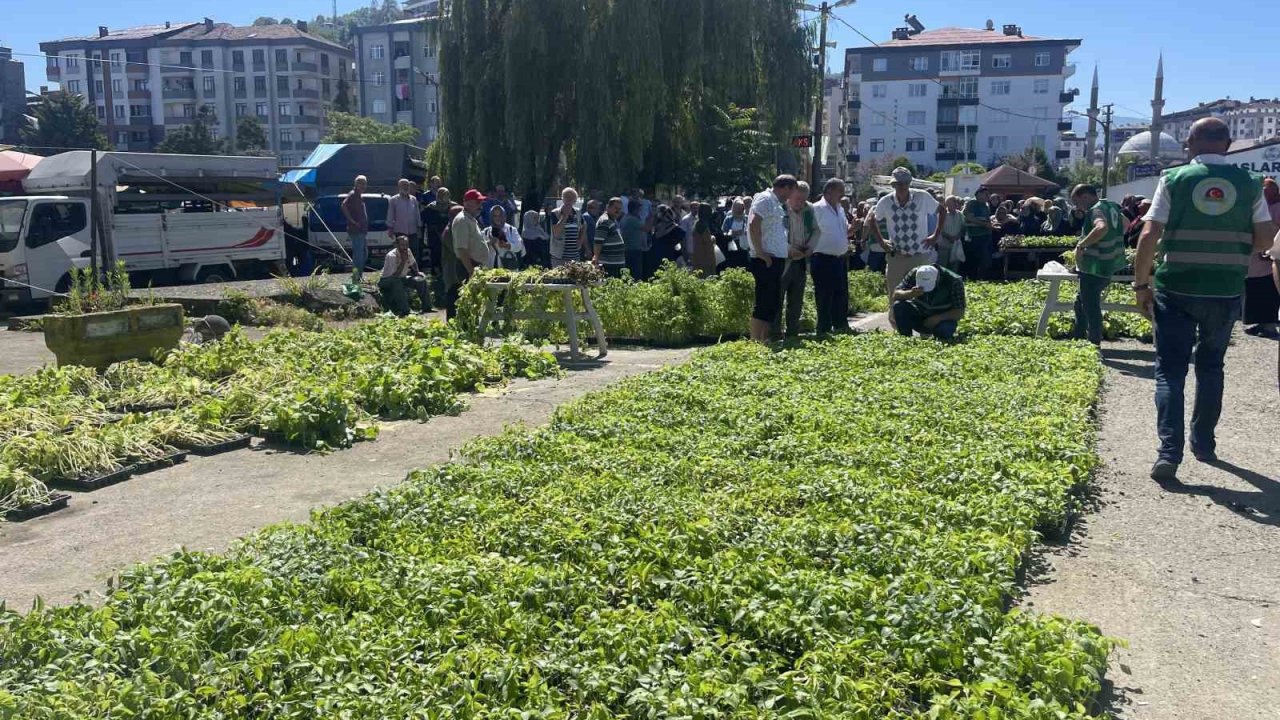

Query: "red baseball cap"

xmin=463 ymin=189 xmax=486 ymax=203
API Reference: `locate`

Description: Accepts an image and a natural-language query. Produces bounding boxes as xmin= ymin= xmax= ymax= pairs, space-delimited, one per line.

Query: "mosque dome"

xmin=1117 ymin=131 xmax=1183 ymax=162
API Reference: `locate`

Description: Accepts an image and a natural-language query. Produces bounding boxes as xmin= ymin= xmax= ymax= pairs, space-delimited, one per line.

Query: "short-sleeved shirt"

xmin=621 ymin=214 xmax=649 ymax=252
xmin=963 ymin=198 xmax=992 ymax=239
xmin=450 ymin=211 xmax=488 ymax=267
xmin=341 ymin=191 xmax=368 ymax=233
xmin=595 ymin=215 xmax=626 ymax=266
xmin=811 ymin=198 xmax=849 ymax=255
xmin=897 ymin=264 xmax=966 ymax=315
xmin=749 ymin=190 xmax=789 ymax=259
xmin=875 ymin=190 xmax=939 ymax=256
xmin=381 ymin=247 xmax=419 ymax=278
xmin=1144 ymin=155 xmax=1271 ymax=225
xmin=552 ymin=209 xmax=583 ymax=261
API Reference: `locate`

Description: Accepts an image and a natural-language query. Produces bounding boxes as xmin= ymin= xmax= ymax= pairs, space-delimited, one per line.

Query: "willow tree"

xmin=437 ymin=0 xmax=812 ymax=201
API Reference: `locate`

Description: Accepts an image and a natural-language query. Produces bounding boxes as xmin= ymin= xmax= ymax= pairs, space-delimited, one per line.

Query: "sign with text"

xmin=1128 ymin=163 xmax=1161 ymax=182
xmin=791 ymin=135 xmax=813 ymax=149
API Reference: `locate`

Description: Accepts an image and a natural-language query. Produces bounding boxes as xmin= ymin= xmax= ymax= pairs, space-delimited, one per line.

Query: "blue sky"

xmin=3 ymin=0 xmax=1271 ymax=122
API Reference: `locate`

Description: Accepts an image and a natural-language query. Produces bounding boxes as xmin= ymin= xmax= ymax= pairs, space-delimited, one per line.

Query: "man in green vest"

xmin=1134 ymin=117 xmax=1278 ymax=481
xmin=1070 ymin=184 xmax=1128 ymax=346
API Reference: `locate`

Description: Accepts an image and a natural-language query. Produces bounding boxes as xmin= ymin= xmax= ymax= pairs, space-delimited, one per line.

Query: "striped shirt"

xmin=553 ymin=209 xmax=582 ymax=262
xmin=595 ymin=215 xmax=626 ymax=266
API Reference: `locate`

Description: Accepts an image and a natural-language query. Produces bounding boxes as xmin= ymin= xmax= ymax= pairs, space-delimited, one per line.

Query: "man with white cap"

xmin=890 ymin=263 xmax=966 ymax=341
xmin=870 ymin=167 xmax=941 ymax=326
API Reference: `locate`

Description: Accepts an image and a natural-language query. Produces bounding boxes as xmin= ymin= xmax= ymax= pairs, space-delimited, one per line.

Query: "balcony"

xmin=127 ymin=89 xmax=151 ymax=100
xmin=46 ymin=65 xmax=61 ymax=80
xmin=845 ymin=152 xmax=860 ymax=162
xmin=394 ymin=54 xmax=412 ymax=70
xmin=1063 ymin=62 xmax=1076 ymax=78
xmin=1057 ymin=121 xmax=1073 ymax=132
xmin=846 ymin=124 xmax=861 ymax=136
xmin=231 ymin=62 xmax=246 ymax=73
xmin=253 ymin=61 xmax=267 ymax=72
xmin=275 ymin=60 xmax=289 ymax=72
xmin=321 ymin=63 xmax=331 ymax=76
xmin=254 ymin=86 xmax=268 ymax=98
xmin=1055 ymin=149 xmax=1071 ymax=160
xmin=276 ymin=116 xmax=294 ymax=125
xmin=129 ymin=116 xmax=153 ymax=127
xmin=296 ymin=141 xmax=318 ymax=152
xmin=164 ymin=116 xmax=193 ymax=126
xmin=293 ymin=88 xmax=319 ymax=99
xmin=936 ymin=123 xmax=978 ymax=135
xmin=161 ymin=62 xmax=193 ymax=75
xmin=126 ymin=62 xmax=148 ymax=75
xmin=233 ymin=88 xmax=247 ymax=99
xmin=162 ymin=87 xmax=196 ymax=100
xmin=1059 ymin=91 xmax=1077 ymax=104
xmin=202 ymin=87 xmax=217 ymax=100
xmin=293 ymin=60 xmax=317 ymax=73
xmin=277 ymin=141 xmax=294 ymax=151
xmin=295 ymin=114 xmax=322 ymax=126
xmin=276 ymin=87 xmax=292 ymax=98
xmin=846 ymin=99 xmax=861 ymax=110
xmin=938 ymin=96 xmax=980 ymax=106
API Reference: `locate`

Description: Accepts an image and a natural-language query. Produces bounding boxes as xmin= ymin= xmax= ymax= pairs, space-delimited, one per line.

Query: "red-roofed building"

xmin=40 ymin=19 xmax=354 ymax=163
xmin=840 ymin=20 xmax=1082 ymax=175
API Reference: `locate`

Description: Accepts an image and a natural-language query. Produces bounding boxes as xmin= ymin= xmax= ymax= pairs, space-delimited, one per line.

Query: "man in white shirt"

xmin=386 ymin=178 xmax=424 ymax=266
xmin=378 ymin=234 xmax=430 ymax=316
xmin=811 ymin=177 xmax=852 ymax=334
xmin=747 ymin=174 xmax=797 ymax=343
xmin=870 ymin=167 xmax=940 ymax=326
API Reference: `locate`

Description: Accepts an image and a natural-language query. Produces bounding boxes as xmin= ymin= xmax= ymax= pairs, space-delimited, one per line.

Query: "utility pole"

xmin=1099 ymin=104 xmax=1114 ymax=198
xmin=89 ymin=148 xmax=99 ymax=278
xmin=803 ymin=0 xmax=855 ymax=197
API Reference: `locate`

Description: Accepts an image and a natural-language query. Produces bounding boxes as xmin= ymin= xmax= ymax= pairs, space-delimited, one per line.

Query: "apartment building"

xmin=843 ymin=22 xmax=1080 ymax=173
xmin=1222 ymin=100 xmax=1280 ymax=142
xmin=353 ymin=17 xmax=441 ymax=146
xmin=0 ymin=47 xmax=25 ymax=144
xmin=40 ymin=19 xmax=354 ymax=165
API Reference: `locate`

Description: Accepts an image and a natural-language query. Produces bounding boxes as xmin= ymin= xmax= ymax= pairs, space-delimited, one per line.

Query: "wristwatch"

xmin=1131 ymin=282 xmax=1151 ymax=291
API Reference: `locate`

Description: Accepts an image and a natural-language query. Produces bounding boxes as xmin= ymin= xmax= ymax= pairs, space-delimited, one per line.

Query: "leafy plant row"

xmin=1 ymin=334 xmax=1115 ymax=717
xmin=964 ymin=281 xmax=1152 ymax=341
xmin=999 ymin=235 xmax=1080 ymax=250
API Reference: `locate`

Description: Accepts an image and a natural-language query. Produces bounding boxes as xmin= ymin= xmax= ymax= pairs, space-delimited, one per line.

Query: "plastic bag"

xmin=951 ymin=239 xmax=966 ymax=265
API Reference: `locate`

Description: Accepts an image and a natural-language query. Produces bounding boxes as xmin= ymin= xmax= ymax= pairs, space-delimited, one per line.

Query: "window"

xmin=872 ymin=57 xmax=887 ymax=72
xmin=179 ymin=51 xmax=192 ymax=67
xmin=255 ymin=102 xmax=268 ymax=116
xmin=279 ymin=129 xmax=293 ymax=142
xmin=110 ymin=52 xmax=123 ymax=68
xmin=182 ymin=103 xmax=195 ymax=118
xmin=370 ymin=44 xmax=385 ymax=59
xmin=910 ymin=56 xmax=928 ymax=71
xmin=296 ymin=50 xmax=305 ymax=63
xmin=870 ymin=139 xmax=885 ymax=152
xmin=372 ymin=98 xmax=387 ymax=114
xmin=210 ymin=127 xmax=219 ymax=140
xmin=372 ymin=71 xmax=386 ymax=86
xmin=1035 ymin=52 xmax=1050 ymax=67
xmin=958 ymin=77 xmax=978 ymax=98
xmin=871 ymin=113 xmax=886 ymax=126
xmin=429 ymin=100 xmax=438 ymax=113
xmin=254 ymin=76 xmax=267 ymax=92
xmin=232 ymin=50 xmax=244 ymax=67
xmin=252 ymin=49 xmax=265 ymax=65
xmin=235 ymin=103 xmax=247 ymax=117
xmin=296 ymin=103 xmax=306 ymax=116
xmin=296 ymin=77 xmax=305 ymax=89
xmin=233 ymin=77 xmax=246 ymax=93
xmin=131 ymin=131 xmax=146 ymax=142
xmin=320 ymin=54 xmax=330 ymax=71
xmin=1034 ymin=79 xmax=1049 ymax=94
xmin=987 ymin=136 xmax=1008 ymax=151
xmin=905 ymin=138 xmax=925 ymax=152
xmin=275 ymin=49 xmax=288 ymax=66
xmin=114 ymin=105 xmax=125 ymax=119
xmin=940 ymin=49 xmax=980 ymax=71
xmin=278 ymin=102 xmax=291 ymax=116
xmin=64 ymin=53 xmax=80 ymax=68
xmin=871 ymin=84 xmax=886 ymax=98
xmin=991 ymin=80 xmax=1011 ymax=96
xmin=65 ymin=80 xmax=82 ymax=93
xmin=94 ymin=80 xmax=104 ymax=95
xmin=26 ymin=202 xmax=87 ymax=249
xmin=96 ymin=105 xmax=105 ymax=119
xmin=112 ymin=79 xmax=122 ymax=94
xmin=322 ymin=79 xmax=331 ymax=95
xmin=908 ymin=83 xmax=928 ymax=97
xmin=938 ymin=106 xmax=958 ymax=124
xmin=959 ymin=105 xmax=977 ymax=124
xmin=201 ymin=50 xmax=213 ymax=68
xmin=277 ymin=76 xmax=289 ymax=92
xmin=992 ymin=107 xmax=1009 ymax=123
xmin=991 ymin=54 xmax=1011 ymax=69
xmin=906 ymin=111 xmax=926 ymax=126
xmin=423 ymin=44 xmax=434 ymax=58
xmin=395 ymin=68 xmax=410 ymax=84
xmin=203 ymin=76 xmax=216 ymax=92
xmin=129 ymin=104 xmax=149 ymax=117
xmin=132 ymin=79 xmax=149 ymax=91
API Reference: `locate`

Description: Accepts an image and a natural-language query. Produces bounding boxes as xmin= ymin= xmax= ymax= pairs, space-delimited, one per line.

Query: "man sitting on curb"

xmin=378 ymin=234 xmax=431 ymax=317
xmin=891 ymin=264 xmax=966 ymax=341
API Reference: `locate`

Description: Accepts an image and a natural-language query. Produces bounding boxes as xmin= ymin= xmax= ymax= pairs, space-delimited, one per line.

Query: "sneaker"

xmin=1150 ymin=459 xmax=1179 ymax=482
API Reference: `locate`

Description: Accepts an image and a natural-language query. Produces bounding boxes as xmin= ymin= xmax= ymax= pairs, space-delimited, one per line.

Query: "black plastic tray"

xmin=186 ymin=434 xmax=253 ymax=456
xmin=4 ymin=493 xmax=71 ymax=521
xmin=52 ymin=466 xmax=135 ymax=492
xmin=110 ymin=402 xmax=177 ymax=414
xmin=132 ymin=452 xmax=189 ymax=475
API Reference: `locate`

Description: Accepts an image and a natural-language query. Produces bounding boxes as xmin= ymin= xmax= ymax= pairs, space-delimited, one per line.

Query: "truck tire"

xmin=196 ymin=265 xmax=234 ymax=284
xmin=55 ymin=273 xmax=74 ymax=294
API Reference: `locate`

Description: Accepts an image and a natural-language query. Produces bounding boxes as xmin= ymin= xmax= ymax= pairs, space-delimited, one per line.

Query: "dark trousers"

xmin=810 ymin=253 xmax=849 ymax=334
xmin=867 ymin=250 xmax=887 ymax=273
xmin=624 ymin=249 xmax=646 ymax=281
xmin=892 ymin=301 xmax=958 ymax=340
xmin=523 ymin=238 xmax=550 ymax=268
xmin=1072 ymin=272 xmax=1111 ymax=345
xmin=1153 ymin=290 xmax=1240 ymax=464
xmin=378 ymin=275 xmax=431 ymax=317
xmin=444 ymin=283 xmax=462 ymax=320
xmin=963 ymin=235 xmax=994 ymax=281
xmin=770 ymin=258 xmax=808 ymax=338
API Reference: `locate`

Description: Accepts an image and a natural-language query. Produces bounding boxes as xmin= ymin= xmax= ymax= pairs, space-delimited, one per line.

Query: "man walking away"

xmin=593 ymin=198 xmax=627 ymax=278
xmin=871 ymin=167 xmax=940 ymax=326
xmin=891 ymin=264 xmax=966 ymax=341
xmin=811 ymin=178 xmax=851 ymax=334
xmin=1134 ymin=117 xmax=1277 ymax=481
xmin=620 ymin=201 xmax=651 ymax=280
xmin=1070 ymin=184 xmax=1127 ymax=346
xmin=747 ymin=175 xmax=796 ymax=343
xmin=771 ymin=181 xmax=819 ymax=339
xmin=963 ymin=186 xmax=994 ymax=280
xmin=387 ymin=178 xmax=424 ymax=269
xmin=340 ymin=175 xmax=370 ymax=281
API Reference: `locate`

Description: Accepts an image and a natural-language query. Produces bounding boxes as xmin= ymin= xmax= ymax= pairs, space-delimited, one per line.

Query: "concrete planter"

xmin=43 ymin=304 xmax=185 ymax=369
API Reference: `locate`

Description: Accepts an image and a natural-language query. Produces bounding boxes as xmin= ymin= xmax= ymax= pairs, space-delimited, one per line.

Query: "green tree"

xmin=1002 ymin=146 xmax=1069 ymax=191
xmin=233 ymin=115 xmax=269 ymax=155
xmin=331 ymin=77 xmax=352 ymax=113
xmin=438 ymin=0 xmax=812 ymax=203
xmin=1063 ymin=159 xmax=1101 ymax=189
xmin=20 ymin=91 xmax=108 ymax=154
xmin=323 ymin=111 xmax=420 ymax=145
xmin=252 ymin=17 xmax=278 ymax=26
xmin=948 ymin=162 xmax=986 ymax=175
xmin=684 ymin=105 xmax=773 ymax=196
xmin=1108 ymin=154 xmax=1141 ymax=187
xmin=888 ymin=155 xmax=918 ymax=176
xmin=157 ymin=105 xmax=223 ymax=155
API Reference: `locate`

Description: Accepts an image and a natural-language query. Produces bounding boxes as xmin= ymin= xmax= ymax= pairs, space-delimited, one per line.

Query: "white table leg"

xmin=580 ymin=286 xmax=608 ymax=359
xmin=562 ymin=287 xmax=580 ymax=359
xmin=1036 ymin=278 xmax=1060 ymax=338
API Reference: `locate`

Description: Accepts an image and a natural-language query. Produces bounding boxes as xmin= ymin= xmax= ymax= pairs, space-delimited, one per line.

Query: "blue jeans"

xmin=1153 ymin=290 xmax=1241 ymax=464
xmin=349 ymin=232 xmax=369 ymax=277
xmin=1072 ymin=272 xmax=1111 ymax=345
xmin=892 ymin=301 xmax=958 ymax=340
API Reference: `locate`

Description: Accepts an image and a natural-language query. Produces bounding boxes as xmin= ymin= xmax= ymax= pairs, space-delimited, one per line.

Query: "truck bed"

xmin=113 ymin=209 xmax=284 ymax=272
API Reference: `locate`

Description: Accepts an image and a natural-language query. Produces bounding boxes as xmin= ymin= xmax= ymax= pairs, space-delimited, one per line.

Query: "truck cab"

xmin=0 ymin=196 xmax=92 ymax=306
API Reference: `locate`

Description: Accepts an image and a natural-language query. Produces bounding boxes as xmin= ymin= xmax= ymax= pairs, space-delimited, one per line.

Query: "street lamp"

xmin=799 ymin=0 xmax=856 ymax=196
xmin=1067 ymin=104 xmax=1115 ymax=197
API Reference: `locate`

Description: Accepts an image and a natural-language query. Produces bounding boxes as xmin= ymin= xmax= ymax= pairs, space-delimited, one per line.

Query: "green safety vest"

xmin=1155 ymin=163 xmax=1260 ymax=297
xmin=1077 ymin=199 xmax=1126 ymax=278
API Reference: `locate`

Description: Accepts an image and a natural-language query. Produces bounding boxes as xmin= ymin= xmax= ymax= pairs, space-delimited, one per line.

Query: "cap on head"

xmin=463 ymin=189 xmax=486 ymax=203
xmin=891 ymin=167 xmax=914 ymax=186
xmin=915 ymin=265 xmax=939 ymax=293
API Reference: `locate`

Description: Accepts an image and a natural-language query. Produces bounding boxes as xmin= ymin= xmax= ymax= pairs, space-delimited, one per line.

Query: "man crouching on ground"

xmin=891 ymin=264 xmax=965 ymax=341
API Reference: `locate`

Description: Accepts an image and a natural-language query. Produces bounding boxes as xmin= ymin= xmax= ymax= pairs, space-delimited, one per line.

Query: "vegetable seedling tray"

xmin=4 ymin=493 xmax=71 ymax=522
xmin=186 ymin=434 xmax=253 ymax=456
xmin=110 ymin=402 xmax=177 ymax=414
xmin=52 ymin=466 xmax=136 ymax=492
xmin=131 ymin=452 xmax=189 ymax=475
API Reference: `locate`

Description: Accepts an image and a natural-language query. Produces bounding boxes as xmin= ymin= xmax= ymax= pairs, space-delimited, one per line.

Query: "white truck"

xmin=0 ymin=151 xmax=284 ymax=307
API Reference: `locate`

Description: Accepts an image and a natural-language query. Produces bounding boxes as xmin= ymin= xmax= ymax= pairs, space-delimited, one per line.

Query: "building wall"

xmin=0 ymin=49 xmax=25 ymax=144
xmin=845 ymin=38 xmax=1077 ymax=173
xmin=354 ymin=20 xmax=440 ymax=147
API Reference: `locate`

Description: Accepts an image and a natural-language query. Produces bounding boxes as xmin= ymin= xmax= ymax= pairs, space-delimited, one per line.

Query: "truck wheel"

xmin=55 ymin=273 xmax=74 ymax=294
xmin=196 ymin=265 xmax=233 ymax=284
